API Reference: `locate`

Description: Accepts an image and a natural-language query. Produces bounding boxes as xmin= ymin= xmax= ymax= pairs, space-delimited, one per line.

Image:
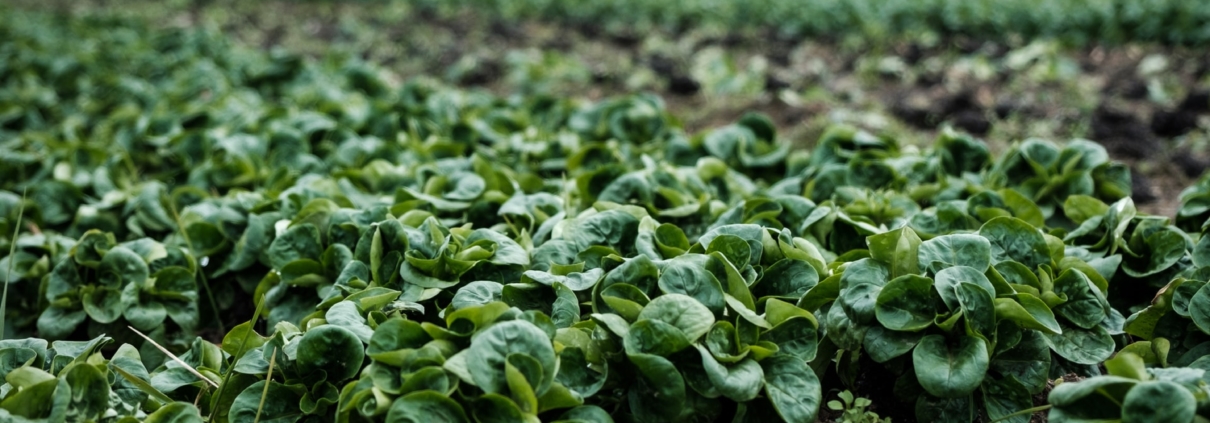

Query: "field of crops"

xmin=2 ymin=2 xmax=1210 ymax=423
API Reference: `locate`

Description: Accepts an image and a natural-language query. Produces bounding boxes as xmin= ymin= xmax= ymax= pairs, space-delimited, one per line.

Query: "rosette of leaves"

xmin=591 ymin=156 xmax=715 ymax=224
xmin=789 ymin=125 xmax=900 ymax=203
xmin=987 ymin=139 xmax=1131 ymax=222
xmin=581 ymin=253 xmax=823 ymax=421
xmin=697 ymin=112 xmax=790 ymax=179
xmin=1176 ymin=172 xmax=1210 ymax=233
xmin=396 ymin=216 xmax=530 ymax=291
xmin=568 ymin=93 xmax=671 ymax=145
xmin=0 ymin=334 xmax=211 ymax=422
xmin=1122 ymin=277 xmax=1210 ymax=368
xmin=813 ymin=219 xmax=1125 ymax=422
xmin=1046 ymin=351 xmax=1210 ymax=422
xmin=39 ymin=230 xmax=200 ymax=339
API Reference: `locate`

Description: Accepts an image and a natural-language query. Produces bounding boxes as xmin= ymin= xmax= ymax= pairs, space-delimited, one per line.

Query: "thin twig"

xmin=128 ymin=326 xmax=219 ymax=388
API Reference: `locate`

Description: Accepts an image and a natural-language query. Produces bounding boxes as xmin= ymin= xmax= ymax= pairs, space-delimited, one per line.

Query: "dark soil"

xmin=1090 ymin=105 xmax=1160 ymax=159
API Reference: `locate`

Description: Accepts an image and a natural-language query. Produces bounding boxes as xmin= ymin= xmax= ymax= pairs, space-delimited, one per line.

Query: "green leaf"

xmin=866 ymin=226 xmax=921 ymax=278
xmin=914 ymin=394 xmax=974 ymax=423
xmin=912 ymin=334 xmax=989 ymax=398
xmin=624 ymin=319 xmax=691 ymax=356
xmin=994 ymin=294 xmax=1061 ymax=335
xmin=1042 ymin=322 xmax=1115 ymax=365
xmin=955 ymin=282 xmax=996 ymax=338
xmin=100 ymin=246 xmax=150 ymax=287
xmin=863 ymin=325 xmax=923 ymax=363
xmin=555 ymin=347 xmax=606 ymax=399
xmin=266 ymin=223 xmax=322 ymax=269
xmin=296 ymin=325 xmax=365 ymax=382
xmin=1190 ymin=283 xmax=1210 ymax=335
xmin=752 ymin=259 xmax=818 ymax=300
xmin=917 ymin=234 xmax=991 ymax=274
xmin=1121 ymin=381 xmax=1196 ymax=423
xmin=325 ymin=301 xmax=375 ymax=344
xmin=1047 ymin=375 xmax=1137 ymax=420
xmin=467 ymin=320 xmax=556 ymax=396
xmin=760 ymin=316 xmax=818 ymax=362
xmin=979 ymin=216 xmax=1050 ymax=270
xmin=933 ymin=265 xmax=996 ymax=312
xmin=1051 ymin=268 xmax=1107 ymax=329
xmin=990 ymin=330 xmax=1051 ymax=394
xmin=761 ymin=354 xmax=821 ymax=423
xmin=627 ymin=353 xmax=685 ymax=423
xmin=385 ymin=390 xmax=469 ymax=423
xmin=875 ymin=274 xmax=938 ymax=331
xmin=143 ymin=402 xmax=205 ymax=423
xmin=981 ymin=376 xmax=1032 ymax=423
xmin=657 ymin=255 xmax=725 ymax=315
xmin=230 ymin=381 xmax=303 ymax=423
xmin=695 ymin=346 xmax=763 ymax=401
xmin=635 ymin=293 xmax=714 ymax=342
xmin=837 ymin=258 xmax=890 ymax=324
xmin=63 ymin=363 xmax=109 ymax=419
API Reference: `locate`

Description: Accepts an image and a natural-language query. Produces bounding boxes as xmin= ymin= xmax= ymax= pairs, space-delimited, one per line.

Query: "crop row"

xmin=414 ymin=0 xmax=1210 ymax=45
xmin=1 ymin=8 xmax=1209 ymax=423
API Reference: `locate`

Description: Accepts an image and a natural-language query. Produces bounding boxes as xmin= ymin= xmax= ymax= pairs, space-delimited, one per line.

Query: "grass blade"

xmin=212 ymin=294 xmax=267 ymax=417
xmin=111 ymin=363 xmax=175 ymax=405
xmin=128 ymin=325 xmax=220 ymax=388
xmin=254 ymin=346 xmax=278 ymax=423
xmin=1 ymin=188 xmax=27 ymax=340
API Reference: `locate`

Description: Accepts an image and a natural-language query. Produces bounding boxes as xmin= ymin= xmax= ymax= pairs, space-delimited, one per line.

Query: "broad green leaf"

xmin=296 ymin=325 xmax=365 ymax=382
xmin=627 ymin=353 xmax=685 ymax=423
xmin=230 ymin=381 xmax=304 ymax=423
xmin=657 ymin=255 xmax=725 ymax=315
xmin=761 ymin=354 xmax=821 ymax=423
xmin=837 ymin=258 xmax=890 ymax=324
xmin=933 ymin=265 xmax=995 ymax=312
xmin=917 ymin=234 xmax=991 ymax=274
xmin=875 ymin=274 xmax=938 ymax=331
xmin=467 ymin=320 xmax=557 ymax=396
xmin=760 ymin=316 xmax=818 ymax=362
xmin=1051 ymin=268 xmax=1107 ymax=329
xmin=1042 ymin=323 xmax=1115 ymax=365
xmin=636 ymin=293 xmax=714 ymax=342
xmin=979 ymin=216 xmax=1050 ymax=270
xmin=981 ymin=376 xmax=1032 ymax=423
xmin=695 ymin=346 xmax=763 ymax=402
xmin=624 ymin=319 xmax=691 ymax=356
xmin=863 ymin=325 xmax=923 ymax=363
xmin=1121 ymin=380 xmax=1197 ymax=423
xmin=913 ymin=334 xmax=989 ymax=398
xmin=990 ymin=330 xmax=1051 ymax=394
xmin=385 ymin=390 xmax=469 ymax=423
xmin=1191 ymin=283 xmax=1210 ymax=335
xmin=143 ymin=402 xmax=205 ymax=423
xmin=994 ymin=294 xmax=1061 ymax=334
xmin=866 ymin=226 xmax=921 ymax=278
